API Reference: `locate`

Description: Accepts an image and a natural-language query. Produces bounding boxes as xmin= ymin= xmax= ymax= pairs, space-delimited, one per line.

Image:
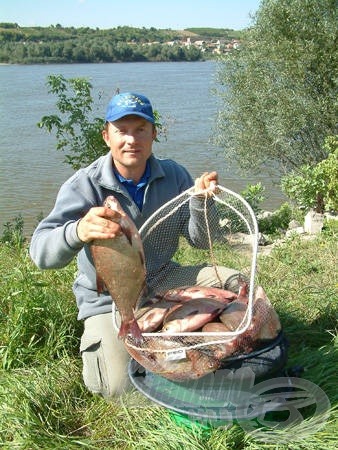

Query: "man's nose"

xmin=125 ymin=133 xmax=137 ymax=144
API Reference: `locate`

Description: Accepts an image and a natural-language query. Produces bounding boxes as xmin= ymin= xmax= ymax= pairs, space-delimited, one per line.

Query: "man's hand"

xmin=76 ymin=205 xmax=123 ymax=243
xmin=194 ymin=171 xmax=218 ymax=195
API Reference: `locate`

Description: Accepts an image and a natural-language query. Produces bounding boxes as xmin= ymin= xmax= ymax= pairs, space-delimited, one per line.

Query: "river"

xmin=0 ymin=61 xmax=284 ymax=236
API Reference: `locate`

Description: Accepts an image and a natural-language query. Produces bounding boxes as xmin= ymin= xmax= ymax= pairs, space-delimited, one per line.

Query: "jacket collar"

xmin=96 ymin=152 xmax=165 ymax=191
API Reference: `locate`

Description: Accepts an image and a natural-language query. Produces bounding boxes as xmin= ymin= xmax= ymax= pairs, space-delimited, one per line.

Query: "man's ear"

xmin=102 ymin=129 xmax=110 ymax=147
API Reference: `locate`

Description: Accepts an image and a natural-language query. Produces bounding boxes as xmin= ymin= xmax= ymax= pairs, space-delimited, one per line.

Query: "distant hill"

xmin=184 ymin=27 xmax=242 ymax=39
xmin=0 ymin=23 xmax=243 ymax=64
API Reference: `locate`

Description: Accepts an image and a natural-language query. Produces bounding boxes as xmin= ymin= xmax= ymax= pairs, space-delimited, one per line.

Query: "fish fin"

xmin=120 ymin=222 xmax=133 ymax=246
xmin=135 ymin=282 xmax=148 ymax=310
xmin=237 ymin=280 xmax=249 ymax=303
xmin=186 ymin=309 xmax=200 ymax=317
xmin=119 ymin=221 xmax=146 ymax=267
xmin=138 ymin=250 xmax=146 ymax=267
xmin=118 ymin=318 xmax=144 ymax=346
xmin=96 ymin=275 xmax=105 ymax=294
xmin=238 ymin=279 xmax=248 ymax=295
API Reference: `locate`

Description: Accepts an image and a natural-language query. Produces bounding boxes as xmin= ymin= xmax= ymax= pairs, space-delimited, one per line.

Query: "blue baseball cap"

xmin=105 ymin=92 xmax=155 ymax=124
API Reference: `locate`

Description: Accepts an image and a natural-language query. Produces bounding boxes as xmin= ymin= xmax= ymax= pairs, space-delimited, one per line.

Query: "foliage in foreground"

xmin=0 ymin=222 xmax=337 ymax=448
xmin=282 ymin=136 xmax=338 ymax=213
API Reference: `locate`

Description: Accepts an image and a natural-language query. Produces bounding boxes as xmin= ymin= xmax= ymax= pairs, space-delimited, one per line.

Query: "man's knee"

xmin=80 ymin=313 xmax=131 ymax=399
xmin=196 ymin=265 xmax=250 ymax=294
xmin=81 ymin=338 xmax=130 ymax=398
xmin=223 ymin=272 xmax=249 ymax=293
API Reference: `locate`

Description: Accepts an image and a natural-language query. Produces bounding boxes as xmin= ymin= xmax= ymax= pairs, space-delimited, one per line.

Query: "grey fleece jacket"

xmin=30 ymin=152 xmax=215 ymax=320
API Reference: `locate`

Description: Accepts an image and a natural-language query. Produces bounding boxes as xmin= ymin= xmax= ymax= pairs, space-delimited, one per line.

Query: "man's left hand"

xmin=194 ymin=171 xmax=218 ymax=195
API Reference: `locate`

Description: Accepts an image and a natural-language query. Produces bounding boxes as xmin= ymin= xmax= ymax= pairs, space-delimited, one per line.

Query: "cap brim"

xmin=107 ymin=111 xmax=154 ymax=124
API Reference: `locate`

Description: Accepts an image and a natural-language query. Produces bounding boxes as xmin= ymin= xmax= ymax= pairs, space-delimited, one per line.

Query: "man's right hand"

xmin=76 ymin=206 xmax=123 ymax=243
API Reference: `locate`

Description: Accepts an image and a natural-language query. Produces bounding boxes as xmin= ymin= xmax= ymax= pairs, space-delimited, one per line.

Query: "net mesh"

xmin=113 ymin=185 xmax=281 ymax=380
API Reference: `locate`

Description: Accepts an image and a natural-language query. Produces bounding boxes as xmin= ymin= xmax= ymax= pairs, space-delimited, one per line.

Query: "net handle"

xmin=211 ymin=185 xmax=259 ymax=335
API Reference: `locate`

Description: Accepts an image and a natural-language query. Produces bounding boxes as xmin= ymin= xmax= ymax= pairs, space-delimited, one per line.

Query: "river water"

xmin=0 ymin=61 xmax=284 ymax=236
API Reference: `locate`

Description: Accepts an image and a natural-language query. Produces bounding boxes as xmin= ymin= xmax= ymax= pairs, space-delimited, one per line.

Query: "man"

xmin=30 ymin=92 xmax=241 ymax=398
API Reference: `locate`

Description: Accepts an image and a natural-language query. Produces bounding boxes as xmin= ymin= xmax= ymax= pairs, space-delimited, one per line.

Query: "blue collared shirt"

xmin=114 ymin=160 xmax=151 ymax=210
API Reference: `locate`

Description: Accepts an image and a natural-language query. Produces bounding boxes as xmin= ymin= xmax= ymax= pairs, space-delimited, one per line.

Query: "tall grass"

xmin=0 ymin=221 xmax=337 ymax=449
xmin=0 ymin=246 xmax=81 ymax=371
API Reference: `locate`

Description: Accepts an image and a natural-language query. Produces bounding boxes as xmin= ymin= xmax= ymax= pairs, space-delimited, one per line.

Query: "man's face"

xmin=102 ymin=115 xmax=156 ymax=176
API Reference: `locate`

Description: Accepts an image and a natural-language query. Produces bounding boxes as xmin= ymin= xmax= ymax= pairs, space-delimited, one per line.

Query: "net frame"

xmin=113 ymin=184 xmax=259 ymax=352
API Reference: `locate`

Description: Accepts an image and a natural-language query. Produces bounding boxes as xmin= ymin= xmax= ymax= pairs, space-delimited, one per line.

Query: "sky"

xmin=0 ymin=0 xmax=261 ymax=30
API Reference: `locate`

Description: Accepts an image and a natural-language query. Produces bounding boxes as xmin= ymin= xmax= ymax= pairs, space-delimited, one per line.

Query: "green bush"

xmin=281 ymin=136 xmax=338 ymax=213
xmin=258 ymin=202 xmax=296 ymax=236
xmin=240 ymin=185 xmax=298 ymax=236
xmin=0 ymin=214 xmax=26 ymax=249
xmin=240 ymin=182 xmax=265 ymax=215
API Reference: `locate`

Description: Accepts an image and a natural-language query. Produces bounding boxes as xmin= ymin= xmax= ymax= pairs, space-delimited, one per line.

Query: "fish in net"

xmin=112 ymin=185 xmax=281 ymax=381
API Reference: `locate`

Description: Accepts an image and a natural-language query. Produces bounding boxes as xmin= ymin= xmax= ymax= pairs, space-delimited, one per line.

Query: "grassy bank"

xmin=0 ymin=225 xmax=337 ymax=449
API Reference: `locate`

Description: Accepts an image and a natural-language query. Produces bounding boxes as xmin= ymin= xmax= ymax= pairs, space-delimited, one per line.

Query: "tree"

xmin=38 ymin=75 xmax=165 ymax=170
xmin=214 ymin=0 xmax=337 ymax=176
xmin=72 ymin=44 xmax=88 ymax=62
xmin=37 ymin=75 xmax=107 ymax=169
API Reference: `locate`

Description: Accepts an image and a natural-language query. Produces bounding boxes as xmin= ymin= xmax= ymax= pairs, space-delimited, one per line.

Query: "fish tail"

xmin=118 ymin=318 xmax=144 ymax=345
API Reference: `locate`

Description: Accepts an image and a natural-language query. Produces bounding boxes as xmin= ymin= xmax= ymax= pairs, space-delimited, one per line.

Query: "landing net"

xmin=113 ymin=185 xmax=281 ymax=380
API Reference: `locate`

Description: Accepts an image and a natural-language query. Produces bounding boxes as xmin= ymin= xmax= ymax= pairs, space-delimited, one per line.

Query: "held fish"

xmin=162 ymin=298 xmax=227 ymax=332
xmin=90 ymin=196 xmax=146 ymax=344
